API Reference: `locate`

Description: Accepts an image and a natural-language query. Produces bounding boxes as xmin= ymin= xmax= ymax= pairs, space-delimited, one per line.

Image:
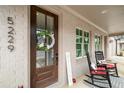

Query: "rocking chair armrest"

xmin=95 ymin=70 xmax=107 ymax=72
xmin=106 ymin=62 xmax=116 ymax=64
xmin=98 ymin=62 xmax=117 ymax=66
xmin=103 ymin=62 xmax=117 ymax=66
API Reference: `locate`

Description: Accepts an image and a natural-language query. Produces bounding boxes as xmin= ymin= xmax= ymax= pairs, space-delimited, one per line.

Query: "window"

xmin=76 ymin=28 xmax=83 ymax=57
xmin=95 ymin=35 xmax=102 ymax=51
xmin=76 ymin=28 xmax=90 ymax=58
xmin=84 ymin=31 xmax=90 ymax=56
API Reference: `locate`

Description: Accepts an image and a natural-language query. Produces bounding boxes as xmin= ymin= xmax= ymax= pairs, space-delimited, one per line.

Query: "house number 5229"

xmin=7 ymin=17 xmax=15 ymax=52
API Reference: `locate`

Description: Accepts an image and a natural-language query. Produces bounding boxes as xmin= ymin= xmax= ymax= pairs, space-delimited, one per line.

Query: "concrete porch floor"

xmin=63 ymin=56 xmax=124 ymax=88
xmin=63 ymin=75 xmax=90 ymax=88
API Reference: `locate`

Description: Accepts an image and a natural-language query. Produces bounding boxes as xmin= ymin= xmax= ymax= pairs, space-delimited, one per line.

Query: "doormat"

xmin=83 ymin=75 xmax=124 ymax=88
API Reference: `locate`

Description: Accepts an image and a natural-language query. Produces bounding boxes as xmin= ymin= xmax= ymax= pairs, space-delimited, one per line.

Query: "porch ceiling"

xmin=68 ymin=5 xmax=124 ymax=35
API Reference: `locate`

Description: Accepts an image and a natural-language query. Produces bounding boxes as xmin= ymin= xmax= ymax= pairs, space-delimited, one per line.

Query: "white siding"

xmin=0 ymin=6 xmax=29 ymax=88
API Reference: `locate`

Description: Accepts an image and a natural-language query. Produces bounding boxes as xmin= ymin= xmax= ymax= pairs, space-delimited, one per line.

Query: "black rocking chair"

xmin=95 ymin=51 xmax=119 ymax=77
xmin=84 ymin=52 xmax=112 ymax=88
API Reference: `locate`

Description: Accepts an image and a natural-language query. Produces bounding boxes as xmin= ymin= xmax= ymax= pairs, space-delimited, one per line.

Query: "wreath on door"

xmin=36 ymin=30 xmax=55 ymax=51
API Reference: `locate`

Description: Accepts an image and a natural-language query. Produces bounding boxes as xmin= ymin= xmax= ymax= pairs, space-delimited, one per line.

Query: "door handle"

xmin=55 ymin=53 xmax=58 ymax=59
xmin=55 ymin=53 xmax=58 ymax=65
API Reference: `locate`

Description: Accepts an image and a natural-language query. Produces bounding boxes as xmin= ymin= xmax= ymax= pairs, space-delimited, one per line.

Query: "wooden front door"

xmin=30 ymin=6 xmax=58 ymax=88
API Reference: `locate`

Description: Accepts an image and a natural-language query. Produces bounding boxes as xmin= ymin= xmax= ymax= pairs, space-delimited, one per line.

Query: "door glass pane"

xmin=47 ymin=16 xmax=54 ymax=31
xmin=37 ymin=12 xmax=45 ymax=29
xmin=46 ymin=16 xmax=54 ymax=66
xmin=36 ymin=12 xmax=46 ymax=68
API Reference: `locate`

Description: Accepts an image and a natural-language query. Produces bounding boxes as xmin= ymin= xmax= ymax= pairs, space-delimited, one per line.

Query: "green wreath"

xmin=36 ymin=30 xmax=55 ymax=51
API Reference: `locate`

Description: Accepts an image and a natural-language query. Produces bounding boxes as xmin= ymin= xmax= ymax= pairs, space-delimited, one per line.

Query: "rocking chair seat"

xmin=91 ymin=67 xmax=106 ymax=75
xmin=91 ymin=70 xmax=106 ymax=75
xmin=96 ymin=67 xmax=105 ymax=70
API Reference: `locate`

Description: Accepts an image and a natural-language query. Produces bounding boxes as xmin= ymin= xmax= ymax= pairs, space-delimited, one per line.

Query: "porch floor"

xmin=63 ymin=75 xmax=90 ymax=88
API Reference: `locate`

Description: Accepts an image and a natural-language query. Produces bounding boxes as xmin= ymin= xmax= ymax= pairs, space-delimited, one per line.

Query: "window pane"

xmin=76 ymin=29 xmax=80 ymax=35
xmin=80 ymin=38 xmax=82 ymax=43
xmin=76 ymin=44 xmax=81 ymax=49
xmin=84 ymin=32 xmax=89 ymax=43
xmin=87 ymin=32 xmax=89 ymax=37
xmin=95 ymin=35 xmax=102 ymax=51
xmin=76 ymin=38 xmax=78 ymax=43
xmin=84 ymin=32 xmax=86 ymax=37
xmin=98 ymin=36 xmax=101 ymax=44
xmin=84 ymin=37 xmax=89 ymax=43
xmin=84 ymin=44 xmax=88 ymax=55
xmin=80 ymin=30 xmax=82 ymax=36
xmin=76 ymin=29 xmax=78 ymax=35
xmin=76 ymin=37 xmax=81 ymax=43
xmin=76 ymin=49 xmax=82 ymax=57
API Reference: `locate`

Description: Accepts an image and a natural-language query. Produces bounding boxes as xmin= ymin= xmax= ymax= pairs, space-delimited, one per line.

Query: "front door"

xmin=30 ymin=6 xmax=58 ymax=88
